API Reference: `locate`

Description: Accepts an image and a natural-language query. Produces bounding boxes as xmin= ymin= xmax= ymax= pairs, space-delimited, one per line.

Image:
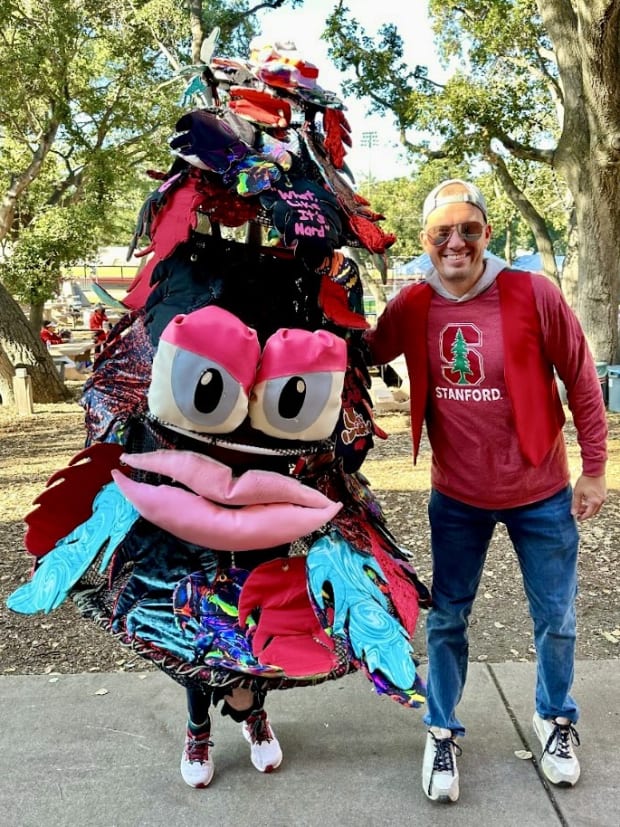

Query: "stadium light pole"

xmin=360 ymin=131 xmax=379 ymax=198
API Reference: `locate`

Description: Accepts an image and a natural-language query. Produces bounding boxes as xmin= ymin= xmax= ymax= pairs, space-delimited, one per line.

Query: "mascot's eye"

xmin=147 ymin=306 xmax=260 ymax=434
xmin=249 ymin=329 xmax=347 ymax=441
xmin=195 ymin=368 xmax=224 ymax=413
xmin=149 ymin=344 xmax=250 ymax=433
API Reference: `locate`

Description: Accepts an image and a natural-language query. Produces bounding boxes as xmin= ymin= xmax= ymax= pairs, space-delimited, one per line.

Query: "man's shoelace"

xmin=432 ymin=734 xmax=462 ymax=773
xmin=544 ymin=722 xmax=580 ymax=760
xmin=245 ymin=710 xmax=273 ymax=744
xmin=184 ymin=731 xmax=213 ymax=763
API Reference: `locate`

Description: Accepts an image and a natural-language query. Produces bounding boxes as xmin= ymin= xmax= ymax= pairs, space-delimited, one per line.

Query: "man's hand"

xmin=571 ymin=474 xmax=607 ymax=521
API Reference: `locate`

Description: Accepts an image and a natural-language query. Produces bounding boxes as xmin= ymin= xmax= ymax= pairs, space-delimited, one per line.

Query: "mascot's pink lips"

xmin=111 ymin=449 xmax=342 ymax=552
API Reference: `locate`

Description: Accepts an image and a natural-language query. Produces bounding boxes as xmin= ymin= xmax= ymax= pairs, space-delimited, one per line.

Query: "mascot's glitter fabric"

xmin=8 ymin=36 xmax=429 ymax=710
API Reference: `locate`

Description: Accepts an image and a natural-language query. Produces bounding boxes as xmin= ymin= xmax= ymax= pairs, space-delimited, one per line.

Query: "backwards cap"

xmin=422 ymin=178 xmax=488 ymax=225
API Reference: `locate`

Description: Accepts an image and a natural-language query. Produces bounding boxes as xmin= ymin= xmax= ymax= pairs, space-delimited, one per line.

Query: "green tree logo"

xmin=450 ymin=328 xmax=473 ymax=384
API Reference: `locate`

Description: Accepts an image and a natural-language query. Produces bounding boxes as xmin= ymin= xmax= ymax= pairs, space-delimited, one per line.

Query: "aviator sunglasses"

xmin=425 ymin=221 xmax=485 ymax=247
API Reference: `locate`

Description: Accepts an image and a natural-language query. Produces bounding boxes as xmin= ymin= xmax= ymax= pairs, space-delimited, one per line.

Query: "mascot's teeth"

xmin=148 ymin=416 xmax=332 ymax=457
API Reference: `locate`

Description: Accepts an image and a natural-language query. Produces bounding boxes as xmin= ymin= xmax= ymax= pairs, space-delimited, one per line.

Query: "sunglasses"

xmin=425 ymin=221 xmax=485 ymax=246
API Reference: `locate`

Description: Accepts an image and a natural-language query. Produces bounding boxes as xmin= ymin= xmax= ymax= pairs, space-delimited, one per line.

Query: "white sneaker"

xmin=422 ymin=727 xmax=461 ymax=802
xmin=180 ymin=729 xmax=215 ymax=788
xmin=242 ymin=710 xmax=283 ymax=773
xmin=533 ymin=713 xmax=580 ymax=786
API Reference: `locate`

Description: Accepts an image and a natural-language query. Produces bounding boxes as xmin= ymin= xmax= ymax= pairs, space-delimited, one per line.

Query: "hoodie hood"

xmin=422 ymin=253 xmax=508 ymax=302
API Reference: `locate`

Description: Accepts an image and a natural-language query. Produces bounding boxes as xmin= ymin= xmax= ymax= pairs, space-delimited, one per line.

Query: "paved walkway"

xmin=1 ymin=660 xmax=617 ymax=826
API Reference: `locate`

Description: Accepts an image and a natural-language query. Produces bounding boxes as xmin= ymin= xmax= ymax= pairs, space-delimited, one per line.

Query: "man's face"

xmin=420 ymin=201 xmax=491 ymax=296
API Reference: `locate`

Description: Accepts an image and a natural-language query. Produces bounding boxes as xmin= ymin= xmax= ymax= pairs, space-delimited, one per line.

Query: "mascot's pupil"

xmin=195 ymin=368 xmax=224 ymax=413
xmin=278 ymin=376 xmax=307 ymax=419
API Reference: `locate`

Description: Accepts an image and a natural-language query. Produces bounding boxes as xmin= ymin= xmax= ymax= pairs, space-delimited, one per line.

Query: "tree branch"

xmin=491 ymin=129 xmax=556 ymax=165
xmin=488 ymin=147 xmax=560 ymax=285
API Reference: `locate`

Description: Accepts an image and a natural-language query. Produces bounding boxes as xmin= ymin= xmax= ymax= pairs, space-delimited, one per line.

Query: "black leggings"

xmin=186 ymin=684 xmax=267 ymax=728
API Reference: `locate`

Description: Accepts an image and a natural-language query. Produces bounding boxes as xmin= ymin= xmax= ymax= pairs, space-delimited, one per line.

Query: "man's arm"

xmin=363 ymin=282 xmax=428 ymax=366
xmin=534 ymin=276 xmax=608 ymax=515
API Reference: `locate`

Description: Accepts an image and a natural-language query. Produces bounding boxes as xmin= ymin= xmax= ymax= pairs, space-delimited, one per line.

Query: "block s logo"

xmin=439 ymin=324 xmax=485 ymax=386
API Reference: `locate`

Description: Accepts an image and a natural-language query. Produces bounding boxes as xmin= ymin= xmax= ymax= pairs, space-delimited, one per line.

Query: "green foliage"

xmin=368 ymin=159 xmax=473 ymax=259
xmin=323 ymin=1 xmax=570 ymax=262
xmin=479 ymin=163 xmax=568 ymax=258
xmin=0 ymin=1 xmax=305 ymax=305
xmin=324 ymin=8 xmax=424 ymax=120
xmin=0 ymin=2 xmax=179 ymax=222
xmin=1 ymin=204 xmax=100 ymax=304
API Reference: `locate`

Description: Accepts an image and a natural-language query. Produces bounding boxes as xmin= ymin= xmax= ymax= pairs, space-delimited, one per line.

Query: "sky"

xmin=256 ymin=0 xmax=446 ymax=182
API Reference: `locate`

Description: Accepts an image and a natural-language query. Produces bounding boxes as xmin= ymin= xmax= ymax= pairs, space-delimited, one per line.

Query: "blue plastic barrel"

xmin=607 ymin=365 xmax=620 ymax=412
xmin=596 ymin=361 xmax=609 ymax=406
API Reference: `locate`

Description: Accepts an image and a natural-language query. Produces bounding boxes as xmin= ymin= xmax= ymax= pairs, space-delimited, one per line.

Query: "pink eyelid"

xmin=161 ymin=305 xmax=347 ymax=394
xmin=256 ymin=328 xmax=347 ymax=383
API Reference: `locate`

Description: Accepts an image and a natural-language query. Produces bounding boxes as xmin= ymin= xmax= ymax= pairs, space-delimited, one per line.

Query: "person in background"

xmin=40 ymin=320 xmax=64 ymax=347
xmin=364 ymin=178 xmax=607 ymax=803
xmin=89 ymin=303 xmax=109 ymax=354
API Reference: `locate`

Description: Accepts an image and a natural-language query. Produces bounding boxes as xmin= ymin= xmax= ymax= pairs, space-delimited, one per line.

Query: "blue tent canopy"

xmin=394 ymin=251 xmax=510 ymax=277
xmin=511 ymin=253 xmax=565 ymax=272
xmin=395 ymin=252 xmax=565 ymax=276
xmin=393 ymin=254 xmax=431 ymax=275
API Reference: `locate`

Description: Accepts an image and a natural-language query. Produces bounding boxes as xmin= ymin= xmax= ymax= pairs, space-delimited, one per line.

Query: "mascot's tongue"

xmin=112 ymin=449 xmax=342 ymax=551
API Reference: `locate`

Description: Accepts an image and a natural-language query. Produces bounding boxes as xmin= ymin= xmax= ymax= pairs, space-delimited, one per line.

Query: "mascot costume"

xmin=8 ymin=35 xmax=430 ymax=788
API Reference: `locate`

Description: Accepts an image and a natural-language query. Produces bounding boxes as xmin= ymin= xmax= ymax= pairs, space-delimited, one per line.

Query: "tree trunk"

xmin=560 ymin=209 xmax=579 ymax=309
xmin=504 ymin=223 xmax=512 ymax=264
xmin=491 ymin=150 xmax=561 ymax=286
xmin=538 ymin=0 xmax=620 ymax=362
xmin=571 ymin=174 xmax=620 ymax=363
xmin=0 ymin=345 xmax=15 ymax=405
xmin=0 ymin=118 xmax=60 ymax=245
xmin=188 ymin=0 xmax=206 ymax=63
xmin=29 ymin=301 xmax=45 ymax=335
xmin=0 ymin=281 xmax=69 ymax=403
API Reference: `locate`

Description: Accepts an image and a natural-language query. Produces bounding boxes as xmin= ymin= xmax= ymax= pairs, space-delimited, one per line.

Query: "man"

xmin=39 ymin=320 xmax=64 ymax=346
xmin=89 ymin=303 xmax=109 ymax=354
xmin=364 ymin=179 xmax=607 ymax=803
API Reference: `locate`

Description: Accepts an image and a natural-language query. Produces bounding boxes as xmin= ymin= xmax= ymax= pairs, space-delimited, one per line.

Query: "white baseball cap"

xmin=422 ymin=179 xmax=488 ymax=225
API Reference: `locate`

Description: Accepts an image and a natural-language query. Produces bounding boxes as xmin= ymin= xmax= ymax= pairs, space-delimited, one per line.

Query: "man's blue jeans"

xmin=423 ymin=486 xmax=579 ymax=736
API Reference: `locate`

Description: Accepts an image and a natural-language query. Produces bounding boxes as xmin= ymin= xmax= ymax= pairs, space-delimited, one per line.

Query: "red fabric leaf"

xmin=318 ymin=276 xmax=369 ymax=329
xmin=238 ymin=557 xmax=338 ymax=677
xmin=123 ymin=176 xmax=259 ymax=310
xmin=122 ymin=255 xmax=159 ymax=310
xmin=228 ymin=87 xmax=292 ymax=128
xmin=347 ymin=214 xmax=397 ymax=254
xmin=323 ymin=109 xmax=352 ymax=169
xmin=367 ymin=535 xmax=420 ymax=635
xmin=24 ymin=443 xmax=125 ymax=557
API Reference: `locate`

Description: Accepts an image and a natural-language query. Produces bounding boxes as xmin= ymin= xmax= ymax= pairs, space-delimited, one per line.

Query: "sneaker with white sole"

xmin=422 ymin=727 xmax=462 ymax=802
xmin=242 ymin=709 xmax=283 ymax=773
xmin=533 ymin=713 xmax=580 ymax=786
xmin=180 ymin=728 xmax=215 ymax=788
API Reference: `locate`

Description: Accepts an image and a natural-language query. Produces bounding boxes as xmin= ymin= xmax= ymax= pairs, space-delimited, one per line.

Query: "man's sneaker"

xmin=242 ymin=709 xmax=283 ymax=773
xmin=533 ymin=713 xmax=580 ymax=786
xmin=180 ymin=728 xmax=215 ymax=788
xmin=422 ymin=727 xmax=462 ymax=802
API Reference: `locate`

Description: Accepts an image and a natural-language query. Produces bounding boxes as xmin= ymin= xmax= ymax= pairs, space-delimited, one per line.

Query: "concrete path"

xmin=1 ymin=660 xmax=617 ymax=826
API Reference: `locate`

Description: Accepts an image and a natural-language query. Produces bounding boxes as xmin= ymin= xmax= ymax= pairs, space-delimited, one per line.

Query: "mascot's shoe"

xmin=533 ymin=713 xmax=581 ymax=786
xmin=180 ymin=728 xmax=215 ymax=788
xmin=242 ymin=709 xmax=283 ymax=773
xmin=422 ymin=727 xmax=461 ymax=802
